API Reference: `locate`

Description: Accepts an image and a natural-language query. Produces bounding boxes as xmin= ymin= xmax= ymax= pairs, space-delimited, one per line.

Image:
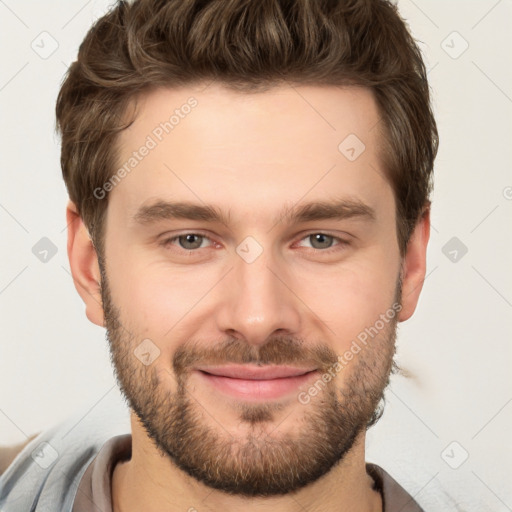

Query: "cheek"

xmin=106 ymin=248 xmax=219 ymax=339
xmin=293 ymin=257 xmax=399 ymax=347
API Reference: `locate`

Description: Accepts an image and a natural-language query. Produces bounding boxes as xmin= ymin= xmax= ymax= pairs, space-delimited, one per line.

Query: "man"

xmin=0 ymin=0 xmax=437 ymax=510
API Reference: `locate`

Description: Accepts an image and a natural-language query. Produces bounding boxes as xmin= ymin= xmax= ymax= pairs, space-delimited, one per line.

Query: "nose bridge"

xmin=216 ymin=241 xmax=301 ymax=345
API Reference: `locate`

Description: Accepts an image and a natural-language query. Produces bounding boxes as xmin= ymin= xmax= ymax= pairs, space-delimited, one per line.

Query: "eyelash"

xmin=159 ymin=232 xmax=350 ymax=255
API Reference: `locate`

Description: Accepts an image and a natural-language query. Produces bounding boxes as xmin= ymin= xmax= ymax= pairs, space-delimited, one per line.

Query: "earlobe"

xmin=66 ymin=200 xmax=105 ymax=327
xmin=398 ymin=205 xmax=431 ymax=322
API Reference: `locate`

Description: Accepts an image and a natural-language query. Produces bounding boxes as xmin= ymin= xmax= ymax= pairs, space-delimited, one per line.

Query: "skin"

xmin=0 ymin=434 xmax=39 ymax=476
xmin=66 ymin=83 xmax=430 ymax=512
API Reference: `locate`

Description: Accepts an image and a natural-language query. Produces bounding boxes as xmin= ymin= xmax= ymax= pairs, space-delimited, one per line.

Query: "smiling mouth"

xmin=194 ymin=364 xmax=319 ymax=401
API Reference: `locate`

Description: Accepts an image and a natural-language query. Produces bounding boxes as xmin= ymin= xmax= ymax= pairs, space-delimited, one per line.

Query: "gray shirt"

xmin=74 ymin=435 xmax=424 ymax=511
xmin=1 ymin=423 xmax=424 ymax=511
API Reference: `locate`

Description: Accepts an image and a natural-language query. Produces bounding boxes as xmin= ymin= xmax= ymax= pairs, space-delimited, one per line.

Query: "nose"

xmin=215 ymin=245 xmax=302 ymax=347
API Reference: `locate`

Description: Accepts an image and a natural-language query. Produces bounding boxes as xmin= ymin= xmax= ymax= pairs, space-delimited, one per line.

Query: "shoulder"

xmin=0 ymin=411 xmax=125 ymax=511
xmin=0 ymin=435 xmax=39 ymax=477
xmin=0 ymin=421 xmax=96 ymax=511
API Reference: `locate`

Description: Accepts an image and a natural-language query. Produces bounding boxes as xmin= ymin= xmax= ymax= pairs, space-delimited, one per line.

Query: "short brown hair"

xmin=56 ymin=0 xmax=438 ymax=257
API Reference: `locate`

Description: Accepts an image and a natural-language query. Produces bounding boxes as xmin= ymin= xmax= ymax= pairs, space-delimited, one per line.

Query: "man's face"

xmin=98 ymin=84 xmax=404 ymax=496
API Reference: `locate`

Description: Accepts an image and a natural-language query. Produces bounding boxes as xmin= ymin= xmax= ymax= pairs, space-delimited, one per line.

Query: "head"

xmin=61 ymin=0 xmax=437 ymax=497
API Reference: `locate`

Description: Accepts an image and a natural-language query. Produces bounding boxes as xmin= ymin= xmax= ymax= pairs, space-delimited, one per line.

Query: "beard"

xmin=99 ymin=261 xmax=400 ymax=497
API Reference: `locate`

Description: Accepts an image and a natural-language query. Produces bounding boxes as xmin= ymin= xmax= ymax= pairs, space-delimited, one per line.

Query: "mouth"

xmin=194 ymin=364 xmax=319 ymax=401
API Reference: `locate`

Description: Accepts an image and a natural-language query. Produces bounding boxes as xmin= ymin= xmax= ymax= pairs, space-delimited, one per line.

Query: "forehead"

xmin=110 ymin=83 xmax=391 ymax=225
xmin=122 ymin=82 xmax=383 ymax=153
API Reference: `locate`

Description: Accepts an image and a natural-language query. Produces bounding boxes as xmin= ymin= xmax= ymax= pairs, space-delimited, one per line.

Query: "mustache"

xmin=173 ymin=336 xmax=339 ymax=376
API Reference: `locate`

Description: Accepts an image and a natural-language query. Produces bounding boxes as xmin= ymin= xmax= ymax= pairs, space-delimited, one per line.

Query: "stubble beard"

xmin=100 ymin=262 xmax=400 ymax=497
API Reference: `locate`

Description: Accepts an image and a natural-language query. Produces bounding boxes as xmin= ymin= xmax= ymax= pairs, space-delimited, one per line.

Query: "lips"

xmin=194 ymin=364 xmax=319 ymax=401
xmin=195 ymin=364 xmax=316 ymax=380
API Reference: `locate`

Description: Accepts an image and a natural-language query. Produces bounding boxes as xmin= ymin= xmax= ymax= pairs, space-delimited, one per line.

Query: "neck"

xmin=112 ymin=413 xmax=382 ymax=512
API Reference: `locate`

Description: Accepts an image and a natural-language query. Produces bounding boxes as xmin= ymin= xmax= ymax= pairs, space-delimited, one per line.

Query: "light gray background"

xmin=1 ymin=1 xmax=511 ymax=510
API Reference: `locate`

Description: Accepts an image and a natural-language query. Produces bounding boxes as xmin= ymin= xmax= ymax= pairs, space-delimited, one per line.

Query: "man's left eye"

xmin=296 ymin=233 xmax=347 ymax=251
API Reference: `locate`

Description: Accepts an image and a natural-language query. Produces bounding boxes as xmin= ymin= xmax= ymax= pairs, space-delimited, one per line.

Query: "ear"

xmin=398 ymin=204 xmax=431 ymax=322
xmin=66 ymin=200 xmax=104 ymax=327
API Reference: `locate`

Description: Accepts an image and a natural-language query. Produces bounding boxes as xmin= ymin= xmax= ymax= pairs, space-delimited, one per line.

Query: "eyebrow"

xmin=131 ymin=198 xmax=376 ymax=227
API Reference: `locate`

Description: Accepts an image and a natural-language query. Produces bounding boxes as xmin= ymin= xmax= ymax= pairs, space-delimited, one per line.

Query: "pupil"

xmin=312 ymin=234 xmax=331 ymax=249
xmin=181 ymin=234 xmax=201 ymax=249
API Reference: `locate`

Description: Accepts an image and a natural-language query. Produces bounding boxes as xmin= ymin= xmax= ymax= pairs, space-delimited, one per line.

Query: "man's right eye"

xmin=160 ymin=233 xmax=215 ymax=251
